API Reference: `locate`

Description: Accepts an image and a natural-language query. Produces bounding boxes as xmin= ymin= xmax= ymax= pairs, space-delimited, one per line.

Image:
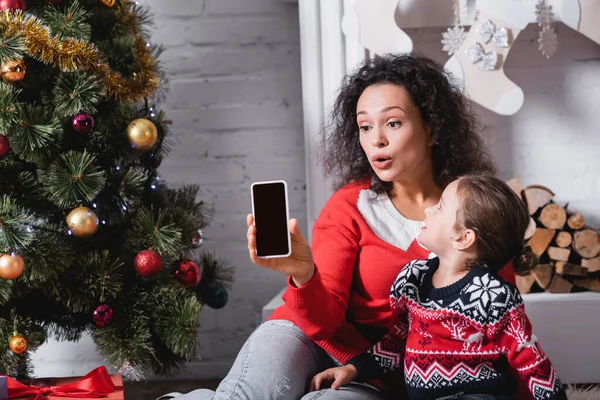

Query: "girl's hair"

xmin=319 ymin=54 xmax=496 ymax=193
xmin=456 ymin=175 xmax=537 ymax=275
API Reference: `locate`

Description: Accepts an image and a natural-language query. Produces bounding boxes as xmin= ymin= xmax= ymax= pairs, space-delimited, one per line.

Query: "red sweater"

xmin=348 ymin=258 xmax=565 ymax=400
xmin=269 ymin=181 xmax=516 ymax=395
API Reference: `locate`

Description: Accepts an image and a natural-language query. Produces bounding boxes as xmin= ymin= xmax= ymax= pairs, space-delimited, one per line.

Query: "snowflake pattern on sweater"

xmin=348 ymin=258 xmax=566 ymax=400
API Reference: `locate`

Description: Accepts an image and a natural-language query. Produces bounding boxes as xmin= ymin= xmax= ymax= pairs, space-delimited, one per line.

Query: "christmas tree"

xmin=0 ymin=0 xmax=233 ymax=379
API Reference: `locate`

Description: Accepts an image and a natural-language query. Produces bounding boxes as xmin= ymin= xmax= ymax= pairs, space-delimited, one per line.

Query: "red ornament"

xmin=134 ymin=249 xmax=162 ymax=276
xmin=93 ymin=304 xmax=113 ymax=327
xmin=0 ymin=135 xmax=9 ymax=158
xmin=174 ymin=259 xmax=201 ymax=288
xmin=72 ymin=112 xmax=95 ymax=134
xmin=0 ymin=0 xmax=26 ymax=10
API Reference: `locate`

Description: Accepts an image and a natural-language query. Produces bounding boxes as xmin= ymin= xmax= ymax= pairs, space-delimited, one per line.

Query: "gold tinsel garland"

xmin=0 ymin=7 xmax=159 ymax=103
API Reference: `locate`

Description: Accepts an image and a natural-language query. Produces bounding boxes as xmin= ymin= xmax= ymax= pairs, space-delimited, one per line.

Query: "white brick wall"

xmin=31 ymin=1 xmax=600 ymax=382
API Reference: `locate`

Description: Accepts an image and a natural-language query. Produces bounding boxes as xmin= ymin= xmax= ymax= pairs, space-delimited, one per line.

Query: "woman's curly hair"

xmin=319 ymin=54 xmax=496 ymax=193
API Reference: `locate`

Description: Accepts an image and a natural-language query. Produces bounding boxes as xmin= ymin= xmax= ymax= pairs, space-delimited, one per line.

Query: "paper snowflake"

xmin=539 ymin=28 xmax=558 ymax=59
xmin=536 ymin=0 xmax=554 ymax=26
xmin=441 ymin=25 xmax=467 ymax=56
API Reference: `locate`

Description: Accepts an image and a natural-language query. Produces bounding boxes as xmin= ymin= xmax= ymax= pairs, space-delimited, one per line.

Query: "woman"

xmin=166 ymin=54 xmax=510 ymax=400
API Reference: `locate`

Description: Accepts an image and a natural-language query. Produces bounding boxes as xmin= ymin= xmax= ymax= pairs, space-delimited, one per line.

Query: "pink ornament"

xmin=0 ymin=0 xmax=26 ymax=10
xmin=0 ymin=135 xmax=9 ymax=158
xmin=93 ymin=304 xmax=113 ymax=328
xmin=72 ymin=113 xmax=95 ymax=134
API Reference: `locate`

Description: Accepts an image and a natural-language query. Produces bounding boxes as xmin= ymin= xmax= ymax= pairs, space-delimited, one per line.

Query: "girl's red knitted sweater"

xmin=268 ymin=181 xmax=516 ymax=396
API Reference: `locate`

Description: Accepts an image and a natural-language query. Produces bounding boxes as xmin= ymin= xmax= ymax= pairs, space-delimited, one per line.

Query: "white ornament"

xmin=539 ymin=28 xmax=558 ymax=59
xmin=442 ymin=25 xmax=467 ymax=56
xmin=536 ymin=0 xmax=558 ymax=59
xmin=467 ymin=42 xmax=498 ymax=71
xmin=478 ymin=20 xmax=509 ymax=48
xmin=535 ymin=0 xmax=554 ymax=26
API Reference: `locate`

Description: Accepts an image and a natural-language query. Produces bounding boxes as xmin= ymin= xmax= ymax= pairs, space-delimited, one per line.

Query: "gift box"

xmin=5 ymin=367 xmax=124 ymax=399
xmin=1 ymin=376 xmax=7 ymax=400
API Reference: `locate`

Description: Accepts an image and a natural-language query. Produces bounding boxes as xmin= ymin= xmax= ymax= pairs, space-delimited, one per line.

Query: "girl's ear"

xmin=453 ymin=228 xmax=477 ymax=251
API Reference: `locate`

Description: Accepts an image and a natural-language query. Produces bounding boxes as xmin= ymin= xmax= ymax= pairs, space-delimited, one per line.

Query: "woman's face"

xmin=356 ymin=83 xmax=432 ymax=183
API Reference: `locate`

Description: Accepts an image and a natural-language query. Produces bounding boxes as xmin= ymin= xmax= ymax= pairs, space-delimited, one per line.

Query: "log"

xmin=582 ymin=257 xmax=600 ymax=273
xmin=505 ymin=178 xmax=522 ymax=200
xmin=523 ymin=185 xmax=554 ymax=215
xmin=555 ymin=231 xmax=572 ymax=248
xmin=574 ymin=278 xmax=600 ymax=292
xmin=573 ymin=229 xmax=600 ymax=259
xmin=555 ymin=261 xmax=587 ymax=277
xmin=516 ymin=274 xmax=536 ymax=294
xmin=533 ymin=264 xmax=554 ymax=289
xmin=539 ymin=203 xmax=567 ymax=230
xmin=567 ymin=212 xmax=585 ymax=230
xmin=547 ymin=247 xmax=570 ymax=262
xmin=528 ymin=228 xmax=555 ymax=257
xmin=547 ymin=275 xmax=573 ymax=293
xmin=524 ymin=217 xmax=536 ymax=240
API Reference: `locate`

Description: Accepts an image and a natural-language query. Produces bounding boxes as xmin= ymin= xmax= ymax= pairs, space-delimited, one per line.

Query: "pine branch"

xmin=120 ymin=166 xmax=149 ymax=209
xmin=153 ymin=286 xmax=200 ymax=359
xmin=0 ymin=312 xmax=45 ymax=378
xmin=19 ymin=225 xmax=75 ymax=284
xmin=41 ymin=0 xmax=91 ymax=41
xmin=0 ymin=23 xmax=25 ymax=62
xmin=0 ymin=82 xmax=21 ymax=132
xmin=55 ymin=250 xmax=123 ymax=313
xmin=52 ymin=72 xmax=105 ymax=117
xmin=126 ymin=207 xmax=183 ymax=263
xmin=9 ymin=104 xmax=62 ymax=165
xmin=39 ymin=150 xmax=106 ymax=207
xmin=196 ymin=252 xmax=234 ymax=291
xmin=161 ymin=185 xmax=209 ymax=250
xmin=0 ymin=279 xmax=11 ymax=305
xmin=0 ymin=195 xmax=36 ymax=251
xmin=93 ymin=290 xmax=154 ymax=380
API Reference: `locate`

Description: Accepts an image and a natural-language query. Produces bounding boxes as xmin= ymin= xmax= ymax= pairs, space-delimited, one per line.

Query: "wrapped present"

xmin=4 ymin=366 xmax=124 ymax=399
xmin=1 ymin=376 xmax=7 ymax=400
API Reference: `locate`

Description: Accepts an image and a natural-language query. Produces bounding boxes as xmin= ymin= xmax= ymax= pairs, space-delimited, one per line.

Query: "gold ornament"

xmin=101 ymin=0 xmax=115 ymax=6
xmin=1 ymin=59 xmax=26 ymax=83
xmin=9 ymin=334 xmax=27 ymax=354
xmin=0 ymin=253 xmax=24 ymax=280
xmin=66 ymin=206 xmax=98 ymax=237
xmin=126 ymin=118 xmax=158 ymax=151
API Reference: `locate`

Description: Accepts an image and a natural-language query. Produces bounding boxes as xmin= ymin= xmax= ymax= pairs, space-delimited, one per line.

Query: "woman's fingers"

xmin=246 ymin=213 xmax=254 ymax=227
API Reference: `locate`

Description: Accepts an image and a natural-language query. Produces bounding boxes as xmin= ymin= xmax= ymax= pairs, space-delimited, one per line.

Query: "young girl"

xmin=311 ymin=175 xmax=567 ymax=400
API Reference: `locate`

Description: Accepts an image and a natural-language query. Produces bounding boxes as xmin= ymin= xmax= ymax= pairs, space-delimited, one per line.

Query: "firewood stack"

xmin=506 ymin=179 xmax=600 ymax=294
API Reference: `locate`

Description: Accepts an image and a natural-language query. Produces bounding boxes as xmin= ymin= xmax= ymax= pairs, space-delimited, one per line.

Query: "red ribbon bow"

xmin=3 ymin=366 xmax=120 ymax=399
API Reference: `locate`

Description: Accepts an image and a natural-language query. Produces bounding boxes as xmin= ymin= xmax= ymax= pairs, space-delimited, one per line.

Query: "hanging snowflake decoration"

xmin=539 ymin=28 xmax=558 ymax=59
xmin=536 ymin=0 xmax=558 ymax=59
xmin=535 ymin=0 xmax=554 ymax=26
xmin=441 ymin=25 xmax=467 ymax=56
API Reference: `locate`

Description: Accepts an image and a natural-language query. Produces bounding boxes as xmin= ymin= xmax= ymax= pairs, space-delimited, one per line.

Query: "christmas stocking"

xmin=444 ymin=0 xmax=533 ymax=115
xmin=342 ymin=0 xmax=413 ymax=56
xmin=559 ymin=0 xmax=600 ymax=46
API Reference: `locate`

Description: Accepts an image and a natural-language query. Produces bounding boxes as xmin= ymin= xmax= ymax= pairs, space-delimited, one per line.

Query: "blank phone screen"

xmin=252 ymin=182 xmax=290 ymax=257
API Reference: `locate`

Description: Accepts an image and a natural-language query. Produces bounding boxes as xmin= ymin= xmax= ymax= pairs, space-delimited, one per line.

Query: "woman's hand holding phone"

xmin=246 ymin=214 xmax=315 ymax=287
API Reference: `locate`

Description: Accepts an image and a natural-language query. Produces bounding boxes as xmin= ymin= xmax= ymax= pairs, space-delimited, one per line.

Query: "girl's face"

xmin=419 ymin=180 xmax=461 ymax=254
xmin=356 ymin=83 xmax=432 ymax=183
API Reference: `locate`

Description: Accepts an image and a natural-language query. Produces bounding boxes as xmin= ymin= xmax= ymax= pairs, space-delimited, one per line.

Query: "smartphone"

xmin=250 ymin=180 xmax=292 ymax=258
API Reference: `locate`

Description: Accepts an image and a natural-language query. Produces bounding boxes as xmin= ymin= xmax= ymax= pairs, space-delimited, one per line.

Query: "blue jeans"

xmin=175 ymin=320 xmax=389 ymax=400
